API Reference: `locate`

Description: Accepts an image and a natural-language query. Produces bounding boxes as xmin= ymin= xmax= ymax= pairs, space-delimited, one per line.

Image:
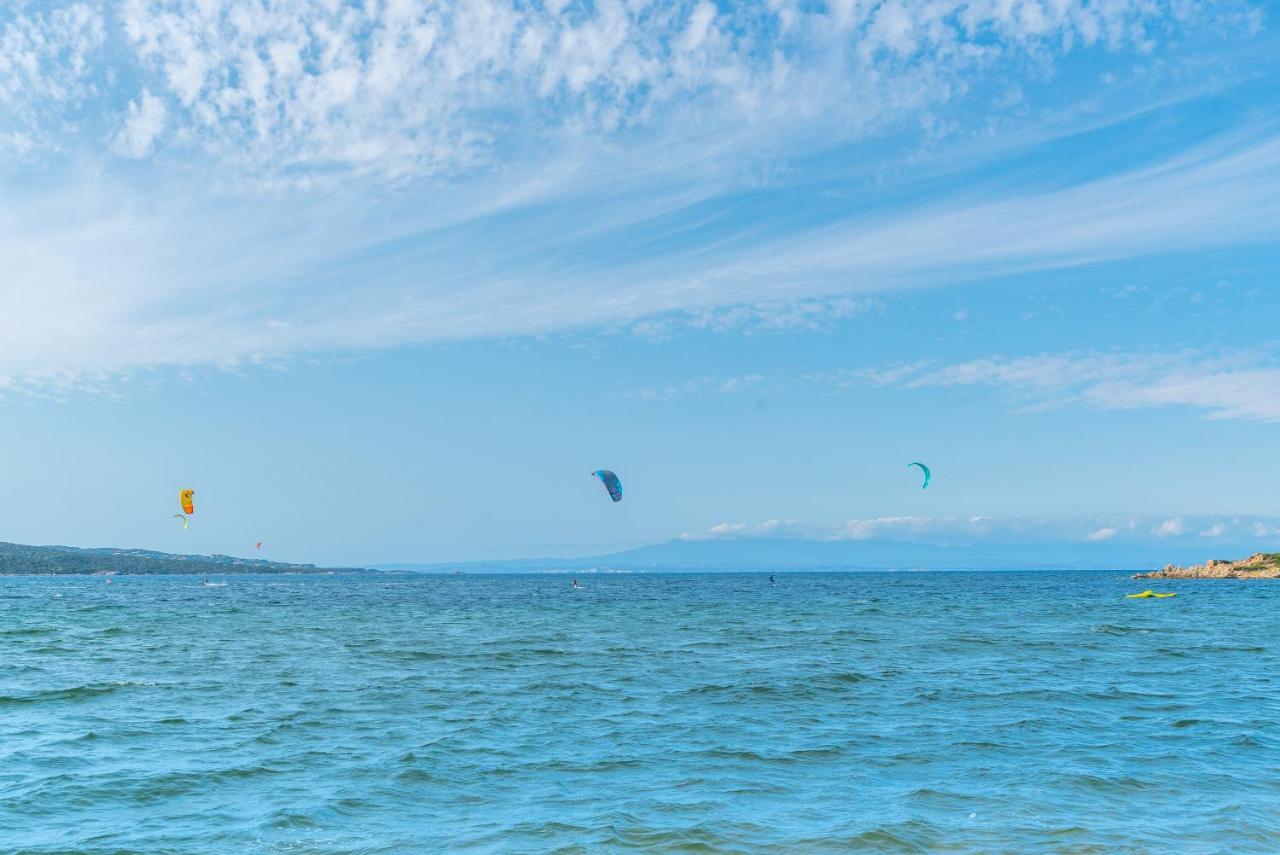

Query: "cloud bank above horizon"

xmin=677 ymin=514 xmax=1280 ymax=546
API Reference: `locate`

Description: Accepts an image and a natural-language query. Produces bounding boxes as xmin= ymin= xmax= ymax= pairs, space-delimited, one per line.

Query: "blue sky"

xmin=1 ymin=0 xmax=1279 ymax=565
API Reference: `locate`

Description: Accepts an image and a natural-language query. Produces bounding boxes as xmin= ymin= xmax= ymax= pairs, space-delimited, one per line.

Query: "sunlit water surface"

xmin=2 ymin=571 xmax=1278 ymax=852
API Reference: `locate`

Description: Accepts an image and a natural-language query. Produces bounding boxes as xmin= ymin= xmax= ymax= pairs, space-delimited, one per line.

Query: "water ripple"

xmin=1 ymin=570 xmax=1278 ymax=851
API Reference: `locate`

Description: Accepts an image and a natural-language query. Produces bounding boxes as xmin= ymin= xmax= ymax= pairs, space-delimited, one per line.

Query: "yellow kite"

xmin=180 ymin=489 xmax=195 ymax=515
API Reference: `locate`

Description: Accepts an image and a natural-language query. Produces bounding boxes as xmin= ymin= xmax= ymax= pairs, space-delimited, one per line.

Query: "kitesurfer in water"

xmin=769 ymin=575 xmax=776 ymax=585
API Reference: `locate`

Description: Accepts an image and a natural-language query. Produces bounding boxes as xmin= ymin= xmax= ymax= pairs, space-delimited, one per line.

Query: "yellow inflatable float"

xmin=1126 ymin=590 xmax=1176 ymax=599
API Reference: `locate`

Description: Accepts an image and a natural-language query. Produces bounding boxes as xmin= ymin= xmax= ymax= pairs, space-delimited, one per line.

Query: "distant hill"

xmin=0 ymin=542 xmax=373 ymax=575
xmin=376 ymin=536 xmax=1249 ymax=574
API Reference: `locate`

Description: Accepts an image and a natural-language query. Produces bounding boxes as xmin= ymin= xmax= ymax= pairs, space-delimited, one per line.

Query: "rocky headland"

xmin=1135 ymin=552 xmax=1280 ymax=580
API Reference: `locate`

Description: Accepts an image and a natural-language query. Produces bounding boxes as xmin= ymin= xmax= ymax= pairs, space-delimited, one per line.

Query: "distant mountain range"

xmin=375 ymin=535 xmax=1257 ymax=574
xmin=0 ymin=542 xmax=372 ymax=575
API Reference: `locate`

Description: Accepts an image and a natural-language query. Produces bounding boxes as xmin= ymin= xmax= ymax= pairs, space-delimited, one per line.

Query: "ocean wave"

xmin=3 ymin=571 xmax=1279 ymax=851
xmin=1092 ymin=623 xmax=1159 ymax=635
xmin=0 ymin=681 xmax=152 ymax=706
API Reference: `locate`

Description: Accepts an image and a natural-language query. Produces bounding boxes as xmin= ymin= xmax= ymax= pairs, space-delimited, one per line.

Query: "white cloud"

xmin=0 ymin=0 xmax=1257 ymax=179
xmin=858 ymin=349 xmax=1280 ymax=422
xmin=718 ymin=131 xmax=1280 ymax=296
xmin=5 ymin=122 xmax=1278 ymax=390
xmin=840 ymin=516 xmax=947 ymax=541
xmin=680 ymin=515 xmax=1280 ymax=545
xmin=630 ymin=297 xmax=877 ymax=339
xmin=621 ymin=372 xmax=770 ymax=402
xmin=0 ymin=3 xmax=105 ymax=156
xmin=701 ymin=515 xmax=1001 ymax=543
xmin=1087 ymin=368 xmax=1280 ymax=422
xmin=0 ymin=2 xmax=1274 ymax=387
xmin=113 ymin=90 xmax=167 ymax=159
xmin=0 ymin=4 xmax=103 ymax=107
xmin=681 ymin=518 xmax=804 ymax=540
xmin=679 ymin=2 xmax=717 ymax=53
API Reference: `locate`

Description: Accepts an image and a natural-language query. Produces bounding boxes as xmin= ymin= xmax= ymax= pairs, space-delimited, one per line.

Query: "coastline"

xmin=1135 ymin=552 xmax=1280 ymax=580
xmin=0 ymin=541 xmax=371 ymax=576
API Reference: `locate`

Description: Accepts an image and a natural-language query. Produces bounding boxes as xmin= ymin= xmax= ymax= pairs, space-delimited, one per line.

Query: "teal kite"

xmin=592 ymin=470 xmax=623 ymax=502
xmin=909 ymin=462 xmax=931 ymax=489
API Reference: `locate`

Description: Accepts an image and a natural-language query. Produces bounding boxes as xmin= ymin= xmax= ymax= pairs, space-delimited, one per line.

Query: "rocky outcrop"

xmin=1136 ymin=553 xmax=1280 ymax=579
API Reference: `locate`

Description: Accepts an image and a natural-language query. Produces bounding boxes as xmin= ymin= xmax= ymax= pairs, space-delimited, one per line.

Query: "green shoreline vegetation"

xmin=0 ymin=542 xmax=372 ymax=576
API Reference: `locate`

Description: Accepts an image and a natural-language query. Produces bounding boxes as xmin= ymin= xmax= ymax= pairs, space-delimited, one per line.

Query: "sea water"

xmin=2 ymin=571 xmax=1277 ymax=852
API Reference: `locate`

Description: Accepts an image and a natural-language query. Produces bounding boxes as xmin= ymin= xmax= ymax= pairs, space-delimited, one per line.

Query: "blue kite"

xmin=592 ymin=470 xmax=623 ymax=502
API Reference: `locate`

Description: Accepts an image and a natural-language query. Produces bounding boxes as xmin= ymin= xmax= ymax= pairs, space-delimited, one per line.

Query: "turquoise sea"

xmin=2 ymin=571 xmax=1278 ymax=852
